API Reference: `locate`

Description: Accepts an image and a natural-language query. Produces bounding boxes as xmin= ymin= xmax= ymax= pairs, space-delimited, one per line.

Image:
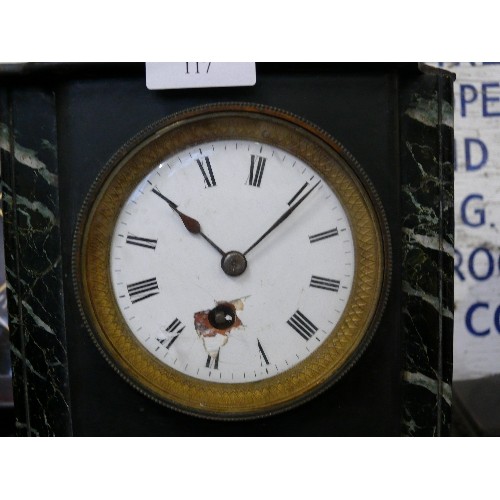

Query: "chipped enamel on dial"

xmin=110 ymin=139 xmax=355 ymax=383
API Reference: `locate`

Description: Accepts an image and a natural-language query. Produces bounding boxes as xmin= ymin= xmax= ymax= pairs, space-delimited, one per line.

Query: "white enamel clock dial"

xmin=77 ymin=104 xmax=387 ymax=418
xmin=110 ymin=140 xmax=355 ymax=383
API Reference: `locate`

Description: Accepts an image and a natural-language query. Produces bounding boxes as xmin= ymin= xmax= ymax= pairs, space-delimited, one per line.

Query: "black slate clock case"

xmin=0 ymin=63 xmax=454 ymax=436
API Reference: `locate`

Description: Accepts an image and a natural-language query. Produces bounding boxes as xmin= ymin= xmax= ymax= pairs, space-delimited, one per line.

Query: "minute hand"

xmin=243 ymin=180 xmax=321 ymax=256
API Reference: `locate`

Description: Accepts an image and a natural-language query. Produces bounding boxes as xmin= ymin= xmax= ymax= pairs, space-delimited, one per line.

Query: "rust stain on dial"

xmin=194 ymin=298 xmax=246 ymax=359
xmin=194 ymin=300 xmax=243 ymax=338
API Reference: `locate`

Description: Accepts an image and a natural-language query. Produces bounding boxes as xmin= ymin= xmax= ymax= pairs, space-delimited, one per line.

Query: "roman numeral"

xmin=196 ymin=157 xmax=216 ymax=187
xmin=287 ymin=310 xmax=318 ymax=340
xmin=309 ymin=228 xmax=339 ymax=243
xmin=126 ymin=234 xmax=158 ymax=250
xmin=127 ymin=277 xmax=159 ymax=304
xmin=257 ymin=339 xmax=270 ymax=365
xmin=247 ymin=155 xmax=266 ymax=187
xmin=157 ymin=318 xmax=185 ymax=349
xmin=206 ymin=351 xmax=220 ymax=370
xmin=310 ymin=276 xmax=340 ymax=292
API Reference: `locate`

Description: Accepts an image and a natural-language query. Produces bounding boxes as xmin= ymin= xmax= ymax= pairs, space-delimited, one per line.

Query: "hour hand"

xmin=152 ymin=188 xmax=201 ymax=233
xmin=152 ymin=188 xmax=225 ymax=256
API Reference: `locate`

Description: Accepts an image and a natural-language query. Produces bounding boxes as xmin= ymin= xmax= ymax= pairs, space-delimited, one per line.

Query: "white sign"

xmin=145 ymin=62 xmax=256 ymax=90
xmin=435 ymin=62 xmax=500 ymax=380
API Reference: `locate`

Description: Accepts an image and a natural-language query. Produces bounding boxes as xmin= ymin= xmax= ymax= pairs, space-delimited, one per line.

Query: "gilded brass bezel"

xmin=74 ymin=103 xmax=390 ymax=419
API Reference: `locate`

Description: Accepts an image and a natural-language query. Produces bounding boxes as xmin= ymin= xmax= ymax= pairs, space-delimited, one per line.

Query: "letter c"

xmin=465 ymin=302 xmax=490 ymax=336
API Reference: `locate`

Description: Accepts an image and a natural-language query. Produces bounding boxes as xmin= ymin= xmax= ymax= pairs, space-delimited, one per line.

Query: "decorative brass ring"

xmin=73 ymin=103 xmax=391 ymax=419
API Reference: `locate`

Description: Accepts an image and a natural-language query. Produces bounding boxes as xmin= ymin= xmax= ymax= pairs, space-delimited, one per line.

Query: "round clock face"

xmin=110 ymin=139 xmax=355 ymax=383
xmin=75 ymin=104 xmax=390 ymax=418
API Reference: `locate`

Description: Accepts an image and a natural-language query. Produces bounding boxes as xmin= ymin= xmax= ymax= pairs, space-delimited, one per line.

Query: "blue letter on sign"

xmin=461 ymin=194 xmax=485 ymax=227
xmin=466 ymin=302 xmax=490 ymax=336
xmin=454 ymin=249 xmax=465 ymax=281
xmin=460 ymin=84 xmax=478 ymax=117
xmin=468 ymin=247 xmax=494 ymax=281
xmin=482 ymin=82 xmax=500 ymax=117
xmin=465 ymin=138 xmax=488 ymax=171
